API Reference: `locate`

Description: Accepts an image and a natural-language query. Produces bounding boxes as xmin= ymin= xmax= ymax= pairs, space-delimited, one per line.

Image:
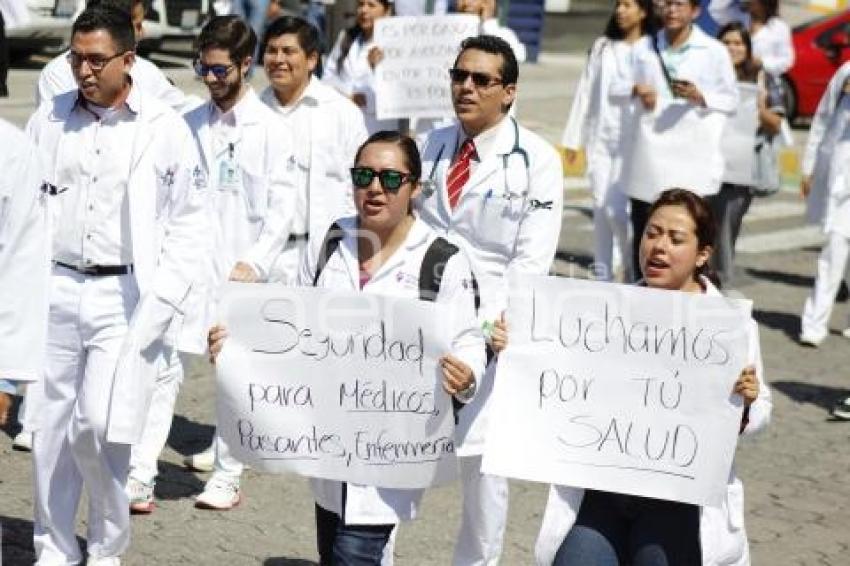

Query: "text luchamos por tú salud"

xmin=526 ymin=289 xmax=738 ymax=477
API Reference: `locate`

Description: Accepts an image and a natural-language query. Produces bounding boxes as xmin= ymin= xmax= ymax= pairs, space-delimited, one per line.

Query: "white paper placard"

xmin=215 ymin=283 xmax=458 ymax=488
xmin=482 ymin=275 xmax=752 ymax=507
xmin=721 ymin=83 xmax=760 ymax=186
xmin=374 ymin=15 xmax=480 ymax=120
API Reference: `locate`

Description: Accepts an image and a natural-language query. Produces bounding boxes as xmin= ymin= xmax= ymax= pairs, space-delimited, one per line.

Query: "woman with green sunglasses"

xmin=208 ymin=130 xmax=485 ymax=564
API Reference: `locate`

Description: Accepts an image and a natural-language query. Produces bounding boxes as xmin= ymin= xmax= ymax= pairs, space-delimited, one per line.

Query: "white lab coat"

xmin=303 ymin=215 xmax=486 ymax=524
xmin=622 ymin=26 xmax=738 ymax=201
xmin=259 ymin=79 xmax=368 ymax=282
xmin=416 ymin=117 xmax=564 ymax=455
xmin=181 ymin=89 xmax=297 ymax=352
xmin=25 ymin=88 xmax=209 ymax=444
xmin=35 ymin=51 xmax=194 ymax=112
xmin=562 ymin=35 xmax=645 ymax=202
xmin=752 ymin=18 xmax=795 ymax=77
xmin=0 ymin=118 xmax=49 ymax=383
xmin=324 ymin=29 xmax=399 ymax=134
xmin=534 ymin=279 xmax=772 ymax=566
xmin=803 ymin=62 xmax=850 ymax=232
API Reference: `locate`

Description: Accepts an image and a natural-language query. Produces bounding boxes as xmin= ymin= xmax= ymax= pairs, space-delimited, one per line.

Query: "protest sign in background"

xmin=721 ymin=83 xmax=760 ymax=186
xmin=374 ymin=15 xmax=479 ymax=120
xmin=482 ymin=275 xmax=753 ymax=507
xmin=215 ymin=283 xmax=459 ymax=489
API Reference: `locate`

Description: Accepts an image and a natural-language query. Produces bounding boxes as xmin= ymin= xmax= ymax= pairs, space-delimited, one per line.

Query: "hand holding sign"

xmin=482 ymin=274 xmax=754 ymax=507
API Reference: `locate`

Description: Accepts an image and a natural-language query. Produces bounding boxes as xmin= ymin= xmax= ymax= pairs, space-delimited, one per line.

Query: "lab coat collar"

xmin=259 ymin=76 xmax=323 ymax=113
xmin=457 ymin=116 xmax=515 ymax=196
xmin=209 ymin=86 xmax=264 ymax=126
xmin=334 ymin=215 xmax=431 ymax=287
xmin=657 ymin=24 xmax=713 ymax=52
xmin=69 ymin=78 xmax=141 ymax=117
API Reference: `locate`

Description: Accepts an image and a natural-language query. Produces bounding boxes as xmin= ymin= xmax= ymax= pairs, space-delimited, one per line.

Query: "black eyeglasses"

xmin=449 ymin=68 xmax=503 ymax=88
xmin=67 ymin=51 xmax=125 ymax=72
xmin=350 ymin=167 xmax=415 ymax=193
xmin=193 ymin=61 xmax=235 ymax=80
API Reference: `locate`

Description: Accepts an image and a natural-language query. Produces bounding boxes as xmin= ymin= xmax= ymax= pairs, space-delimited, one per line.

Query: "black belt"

xmin=288 ymin=233 xmax=309 ymax=243
xmin=55 ymin=261 xmax=134 ymax=276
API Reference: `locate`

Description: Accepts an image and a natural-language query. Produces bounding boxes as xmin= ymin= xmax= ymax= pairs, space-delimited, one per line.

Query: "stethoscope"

xmin=421 ymin=117 xmax=530 ymax=201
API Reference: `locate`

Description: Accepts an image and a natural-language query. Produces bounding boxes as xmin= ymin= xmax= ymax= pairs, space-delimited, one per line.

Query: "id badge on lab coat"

xmin=218 ymin=154 xmax=243 ymax=192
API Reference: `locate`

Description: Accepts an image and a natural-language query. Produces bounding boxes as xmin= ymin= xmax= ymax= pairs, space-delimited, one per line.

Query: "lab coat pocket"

xmin=241 ymin=169 xmax=269 ymax=221
xmin=475 ymin=189 xmax=525 ymax=250
xmin=726 ymin=479 xmax=745 ymax=532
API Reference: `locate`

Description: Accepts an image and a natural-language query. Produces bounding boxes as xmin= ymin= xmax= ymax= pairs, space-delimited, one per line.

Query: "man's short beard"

xmin=212 ymin=74 xmax=243 ymax=106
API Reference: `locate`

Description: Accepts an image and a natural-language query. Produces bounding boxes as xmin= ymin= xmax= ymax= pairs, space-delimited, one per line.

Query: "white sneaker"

xmin=126 ymin=477 xmax=155 ymax=514
xmin=194 ymin=476 xmax=241 ymax=510
xmin=183 ymin=445 xmax=215 ymax=472
xmin=87 ymin=555 xmax=121 ymax=565
xmin=841 ymin=328 xmax=850 ymax=339
xmin=12 ymin=430 xmax=32 ymax=451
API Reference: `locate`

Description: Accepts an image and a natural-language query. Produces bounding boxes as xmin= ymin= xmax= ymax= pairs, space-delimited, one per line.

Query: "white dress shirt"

xmin=52 ymin=90 xmax=142 ymax=267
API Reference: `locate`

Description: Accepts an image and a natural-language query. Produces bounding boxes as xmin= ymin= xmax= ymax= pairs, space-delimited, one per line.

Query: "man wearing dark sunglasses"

xmin=24 ymin=6 xmax=208 ymax=564
xmin=183 ymin=15 xmax=297 ymax=514
xmin=416 ymin=35 xmax=564 ymax=566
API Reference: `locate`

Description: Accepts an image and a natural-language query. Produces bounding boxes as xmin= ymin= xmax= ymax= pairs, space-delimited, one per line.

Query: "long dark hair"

xmin=603 ymin=0 xmax=658 ymax=40
xmin=646 ymin=188 xmax=720 ymax=288
xmin=718 ymin=21 xmax=760 ymax=83
xmin=336 ymin=0 xmax=392 ymax=75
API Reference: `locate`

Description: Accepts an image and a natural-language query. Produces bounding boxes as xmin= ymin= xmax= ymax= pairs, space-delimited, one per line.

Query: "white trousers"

xmin=210 ymin=429 xmax=245 ymax=482
xmin=32 ymin=266 xmax=138 ymax=565
xmin=128 ymin=350 xmax=184 ymax=485
xmin=588 ymin=147 xmax=630 ymax=282
xmin=801 ymin=230 xmax=850 ymax=341
xmin=452 ymin=455 xmax=509 ymax=566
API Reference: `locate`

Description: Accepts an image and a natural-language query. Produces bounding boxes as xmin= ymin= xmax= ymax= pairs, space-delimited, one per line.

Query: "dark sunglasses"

xmin=193 ymin=61 xmax=235 ymax=80
xmin=350 ymin=167 xmax=415 ymax=193
xmin=449 ymin=68 xmax=503 ymax=88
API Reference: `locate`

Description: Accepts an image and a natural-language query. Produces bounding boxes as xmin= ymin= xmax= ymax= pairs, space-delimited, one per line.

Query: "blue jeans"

xmin=315 ymin=503 xmax=393 ymax=566
xmin=553 ymin=490 xmax=702 ymax=566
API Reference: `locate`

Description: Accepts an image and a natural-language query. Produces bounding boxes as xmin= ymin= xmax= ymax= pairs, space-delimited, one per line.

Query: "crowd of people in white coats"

xmin=0 ymin=0 xmax=848 ymax=562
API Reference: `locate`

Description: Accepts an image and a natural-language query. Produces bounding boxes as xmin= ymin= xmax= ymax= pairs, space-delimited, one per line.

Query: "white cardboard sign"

xmin=721 ymin=83 xmax=760 ymax=186
xmin=482 ymin=275 xmax=752 ymax=507
xmin=374 ymin=15 xmax=480 ymax=120
xmin=215 ymin=283 xmax=458 ymax=488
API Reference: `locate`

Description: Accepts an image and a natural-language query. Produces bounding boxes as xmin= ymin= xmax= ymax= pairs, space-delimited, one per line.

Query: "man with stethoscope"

xmin=415 ymin=35 xmax=564 ymax=566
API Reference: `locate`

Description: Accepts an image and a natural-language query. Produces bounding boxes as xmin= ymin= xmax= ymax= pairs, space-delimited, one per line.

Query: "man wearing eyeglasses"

xmin=35 ymin=0 xmax=192 ymax=111
xmin=182 ymin=14 xmax=296 ymax=512
xmin=415 ymin=35 xmax=564 ymax=566
xmin=24 ymin=5 xmax=208 ymax=565
xmin=622 ymin=0 xmax=737 ymax=279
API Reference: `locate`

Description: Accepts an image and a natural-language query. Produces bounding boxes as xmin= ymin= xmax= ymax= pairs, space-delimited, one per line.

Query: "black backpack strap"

xmin=312 ymin=222 xmax=345 ymax=287
xmin=418 ymin=236 xmax=459 ymax=302
xmin=419 ymin=237 xmax=486 ymax=423
xmin=651 ymin=34 xmax=676 ymax=94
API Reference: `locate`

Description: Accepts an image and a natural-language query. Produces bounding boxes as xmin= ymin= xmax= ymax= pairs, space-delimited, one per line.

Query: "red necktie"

xmin=447 ymin=139 xmax=476 ymax=210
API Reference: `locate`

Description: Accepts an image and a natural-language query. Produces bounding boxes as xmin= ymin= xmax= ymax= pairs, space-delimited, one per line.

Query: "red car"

xmin=785 ymin=10 xmax=850 ymax=122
